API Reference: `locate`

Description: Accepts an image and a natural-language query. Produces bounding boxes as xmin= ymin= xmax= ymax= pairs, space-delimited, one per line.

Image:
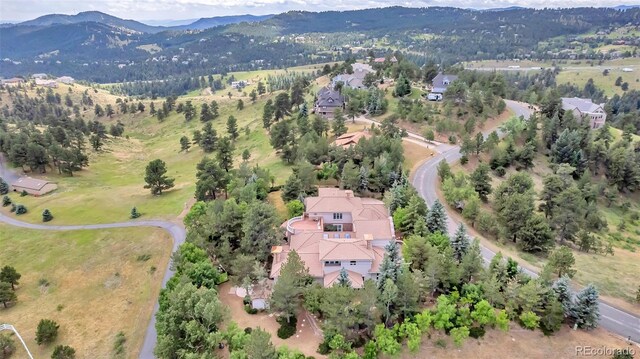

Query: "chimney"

xmin=345 ymin=190 xmax=354 ymax=198
xmin=364 ymin=234 xmax=373 ymax=249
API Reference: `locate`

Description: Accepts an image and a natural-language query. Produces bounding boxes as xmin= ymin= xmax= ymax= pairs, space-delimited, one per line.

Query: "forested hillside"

xmin=2 ymin=6 xmax=639 ymax=84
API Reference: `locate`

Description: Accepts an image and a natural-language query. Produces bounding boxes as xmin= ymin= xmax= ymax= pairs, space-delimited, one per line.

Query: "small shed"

xmin=11 ymin=177 xmax=57 ymax=196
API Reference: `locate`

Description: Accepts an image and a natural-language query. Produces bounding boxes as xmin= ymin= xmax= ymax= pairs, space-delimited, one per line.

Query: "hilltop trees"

xmin=143 ymin=159 xmax=175 ymax=195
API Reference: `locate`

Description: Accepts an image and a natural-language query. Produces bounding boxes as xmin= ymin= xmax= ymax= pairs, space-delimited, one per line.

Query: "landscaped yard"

xmin=0 ymin=224 xmax=172 ymax=358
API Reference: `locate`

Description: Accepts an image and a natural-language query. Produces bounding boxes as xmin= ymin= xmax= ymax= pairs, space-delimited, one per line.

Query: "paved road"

xmin=411 ymin=99 xmax=640 ymax=342
xmin=0 ymin=156 xmax=184 ymax=359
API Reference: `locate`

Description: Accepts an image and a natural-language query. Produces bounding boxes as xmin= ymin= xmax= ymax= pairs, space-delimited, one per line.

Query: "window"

xmin=350 ymin=261 xmax=356 ymax=266
xmin=325 ymin=261 xmax=340 ymax=267
xmin=333 ymin=213 xmax=343 ymax=220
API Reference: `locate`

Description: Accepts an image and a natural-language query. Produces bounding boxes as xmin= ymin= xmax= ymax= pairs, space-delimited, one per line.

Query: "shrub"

xmin=51 ymin=344 xmax=76 ymax=359
xmin=276 ymin=316 xmax=297 ymax=339
xmin=494 ymin=166 xmax=506 ymax=177
xmin=460 ymin=155 xmax=469 ymax=165
xmin=244 ymin=327 xmax=253 ymax=334
xmin=112 ymin=331 xmax=126 ymax=357
xmin=42 ymin=209 xmax=54 ymax=222
xmin=1 ymin=196 xmax=10 ymax=207
xmin=0 ymin=333 xmax=16 ymax=359
xmin=20 ymin=190 xmax=28 ymax=197
xmin=469 ymin=326 xmax=486 ymax=339
xmin=36 ymin=319 xmax=60 ymax=345
xmin=14 ymin=204 xmax=27 ymax=215
xmin=136 ymin=254 xmax=151 ymax=262
xmin=244 ymin=304 xmax=257 ymax=315
xmin=317 ymin=338 xmax=331 ymax=355
xmin=435 ymin=338 xmax=447 ymax=348
xmin=243 ymin=295 xmax=251 ymax=305
xmin=9 ymin=204 xmax=15 ymax=213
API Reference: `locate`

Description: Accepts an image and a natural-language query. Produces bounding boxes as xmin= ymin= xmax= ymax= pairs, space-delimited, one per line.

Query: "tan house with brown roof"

xmin=271 ymin=188 xmax=396 ymax=288
xmin=11 ymin=177 xmax=57 ymax=196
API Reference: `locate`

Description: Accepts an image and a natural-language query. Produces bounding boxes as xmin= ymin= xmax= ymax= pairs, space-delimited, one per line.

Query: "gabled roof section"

xmin=319 ymin=239 xmax=375 ymax=261
xmin=561 ymin=97 xmax=605 ymax=113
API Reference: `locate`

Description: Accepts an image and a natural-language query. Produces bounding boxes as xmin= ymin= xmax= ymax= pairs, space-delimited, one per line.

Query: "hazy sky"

xmin=1 ymin=0 xmax=635 ymax=22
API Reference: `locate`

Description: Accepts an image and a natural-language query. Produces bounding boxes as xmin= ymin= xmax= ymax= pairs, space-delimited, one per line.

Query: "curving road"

xmin=412 ymin=99 xmax=640 ymax=342
xmin=0 ymin=154 xmax=183 ymax=359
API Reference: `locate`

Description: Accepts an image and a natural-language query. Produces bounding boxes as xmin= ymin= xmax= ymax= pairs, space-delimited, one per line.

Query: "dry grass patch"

xmin=0 ymin=225 xmax=172 ymax=359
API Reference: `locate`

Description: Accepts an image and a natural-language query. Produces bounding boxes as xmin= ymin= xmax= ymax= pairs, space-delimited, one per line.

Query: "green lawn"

xmin=0 ymin=224 xmax=171 ymax=358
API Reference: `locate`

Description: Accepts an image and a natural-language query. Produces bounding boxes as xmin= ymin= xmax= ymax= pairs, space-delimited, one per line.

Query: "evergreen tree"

xmin=269 ymin=250 xmax=309 ymax=322
xmin=546 ymin=246 xmax=576 ymax=278
xmin=377 ymin=241 xmax=402 ymax=289
xmin=0 ymin=282 xmax=16 ymax=308
xmin=470 ymin=164 xmax=492 ymax=201
xmin=451 ymin=223 xmax=470 ymax=262
xmin=426 ymin=200 xmax=448 ymax=235
xmin=200 ymin=103 xmax=213 ymax=122
xmin=0 ymin=266 xmax=20 ymax=290
xmin=517 ymin=214 xmax=554 ymax=253
xmin=0 ymin=178 xmax=8 ymax=195
xmin=130 ymin=207 xmax=141 ymax=219
xmin=210 ymin=100 xmax=220 ymax=119
xmin=332 ymin=109 xmax=347 ymax=137
xmin=35 ymin=319 xmax=59 ymax=345
xmin=42 ymin=209 xmax=53 ymax=222
xmin=227 ymin=116 xmax=239 ymax=140
xmin=183 ymin=100 xmax=196 ymax=122
xmin=237 ymin=99 xmax=244 ymax=111
xmin=394 ymin=74 xmax=411 ymax=97
xmin=572 ymin=284 xmax=600 ymax=329
xmin=2 ymin=195 xmax=10 ymax=207
xmin=51 ymin=345 xmax=76 ymax=359
xmin=143 ymin=159 xmax=175 ymax=195
xmin=337 ymin=268 xmax=351 ymax=287
xmin=217 ymin=137 xmax=235 ymax=172
xmin=401 ymin=194 xmax=428 ymax=234
xmin=552 ymin=276 xmax=574 ymax=317
xmin=180 ymin=136 xmax=191 ymax=152
xmin=200 ymin=122 xmax=218 ymax=153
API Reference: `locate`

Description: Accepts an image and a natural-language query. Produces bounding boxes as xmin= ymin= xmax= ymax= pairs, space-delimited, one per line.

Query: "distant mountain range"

xmin=6 ymin=11 xmax=273 ymax=33
xmin=1 ymin=6 xmax=639 ymax=84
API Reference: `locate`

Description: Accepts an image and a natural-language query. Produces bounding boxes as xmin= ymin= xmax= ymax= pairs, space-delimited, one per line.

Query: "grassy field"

xmin=3 ymin=79 xmax=296 ymax=225
xmin=0 ymin=224 xmax=172 ymax=359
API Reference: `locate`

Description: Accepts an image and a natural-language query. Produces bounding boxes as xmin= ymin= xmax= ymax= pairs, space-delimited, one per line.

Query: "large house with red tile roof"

xmin=270 ymin=188 xmax=396 ymax=288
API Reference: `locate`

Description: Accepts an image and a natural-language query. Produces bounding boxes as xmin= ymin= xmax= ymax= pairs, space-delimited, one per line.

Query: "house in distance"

xmin=428 ymin=72 xmax=458 ymax=101
xmin=561 ymin=97 xmax=607 ymax=129
xmin=314 ymin=87 xmax=345 ymax=117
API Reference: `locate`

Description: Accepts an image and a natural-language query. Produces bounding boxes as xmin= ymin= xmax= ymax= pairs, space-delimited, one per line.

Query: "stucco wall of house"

xmin=323 ymin=260 xmax=372 ymax=278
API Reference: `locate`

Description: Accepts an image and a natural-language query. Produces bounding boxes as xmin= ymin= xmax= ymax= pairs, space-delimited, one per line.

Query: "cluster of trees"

xmin=0 ymin=119 xmax=90 ymax=176
xmin=155 ymin=242 xmax=228 ymax=357
xmin=266 ymin=177 xmax=600 ymax=358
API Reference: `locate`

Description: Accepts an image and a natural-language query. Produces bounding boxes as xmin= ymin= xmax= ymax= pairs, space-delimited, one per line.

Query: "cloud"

xmin=0 ymin=0 xmax=633 ymax=22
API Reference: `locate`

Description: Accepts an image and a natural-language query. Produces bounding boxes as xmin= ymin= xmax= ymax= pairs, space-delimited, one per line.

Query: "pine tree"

xmin=227 ymin=116 xmax=239 ymax=141
xmin=42 ymin=209 xmax=53 ymax=222
xmin=426 ymin=199 xmax=448 ymax=235
xmin=401 ymin=194 xmax=428 ymax=234
xmin=0 ymin=266 xmax=21 ymax=290
xmin=180 ymin=136 xmax=191 ymax=152
xmin=200 ymin=122 xmax=218 ymax=153
xmin=572 ymin=284 xmax=600 ymax=329
xmin=377 ymin=241 xmax=402 ymax=289
xmin=130 ymin=207 xmax=141 ymax=219
xmin=0 ymin=177 xmax=8 ymax=195
xmin=337 ymin=268 xmax=351 ymax=287
xmin=451 ymin=223 xmax=470 ymax=262
xmin=552 ymin=276 xmax=574 ymax=317
xmin=332 ymin=109 xmax=347 ymax=137
xmin=1 ymin=195 xmax=10 ymax=207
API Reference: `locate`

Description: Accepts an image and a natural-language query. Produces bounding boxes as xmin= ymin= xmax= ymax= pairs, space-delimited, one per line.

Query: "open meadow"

xmin=0 ymin=224 xmax=172 ymax=358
